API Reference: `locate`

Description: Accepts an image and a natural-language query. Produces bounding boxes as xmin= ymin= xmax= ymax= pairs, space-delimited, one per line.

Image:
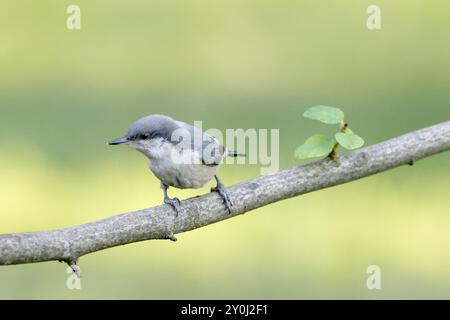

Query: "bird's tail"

xmin=227 ymin=150 xmax=246 ymax=157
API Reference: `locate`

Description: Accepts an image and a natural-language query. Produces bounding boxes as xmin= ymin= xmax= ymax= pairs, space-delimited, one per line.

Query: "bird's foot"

xmin=164 ymin=196 xmax=181 ymax=216
xmin=211 ymin=183 xmax=233 ymax=214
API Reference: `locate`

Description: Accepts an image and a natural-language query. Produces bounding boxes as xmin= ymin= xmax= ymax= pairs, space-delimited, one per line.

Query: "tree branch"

xmin=1 ymin=121 xmax=449 ymax=267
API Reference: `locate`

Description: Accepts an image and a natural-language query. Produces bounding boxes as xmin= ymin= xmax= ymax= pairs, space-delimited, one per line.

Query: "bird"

xmin=108 ymin=114 xmax=243 ymax=215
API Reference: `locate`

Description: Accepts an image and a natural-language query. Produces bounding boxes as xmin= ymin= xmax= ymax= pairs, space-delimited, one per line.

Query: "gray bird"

xmin=109 ymin=114 xmax=242 ymax=214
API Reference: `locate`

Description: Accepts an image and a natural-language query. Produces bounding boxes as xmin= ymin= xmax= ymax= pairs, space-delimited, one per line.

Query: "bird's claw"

xmin=212 ymin=184 xmax=233 ymax=214
xmin=164 ymin=197 xmax=181 ymax=216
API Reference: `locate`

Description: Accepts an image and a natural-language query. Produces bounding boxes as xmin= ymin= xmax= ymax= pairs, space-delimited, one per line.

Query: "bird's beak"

xmin=108 ymin=136 xmax=129 ymax=145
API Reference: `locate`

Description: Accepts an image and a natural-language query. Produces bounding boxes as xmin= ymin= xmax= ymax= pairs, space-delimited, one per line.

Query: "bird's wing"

xmin=177 ymin=121 xmax=225 ymax=166
xmin=200 ymin=134 xmax=226 ymax=166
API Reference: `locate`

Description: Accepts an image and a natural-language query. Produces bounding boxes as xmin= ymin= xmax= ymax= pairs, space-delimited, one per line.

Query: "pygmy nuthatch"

xmin=109 ymin=114 xmax=243 ymax=214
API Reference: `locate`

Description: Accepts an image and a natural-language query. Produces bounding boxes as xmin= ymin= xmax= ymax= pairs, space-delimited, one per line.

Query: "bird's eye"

xmin=140 ymin=133 xmax=150 ymax=140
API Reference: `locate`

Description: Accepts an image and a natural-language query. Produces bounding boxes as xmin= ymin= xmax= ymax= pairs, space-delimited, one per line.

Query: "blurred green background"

xmin=1 ymin=0 xmax=449 ymax=299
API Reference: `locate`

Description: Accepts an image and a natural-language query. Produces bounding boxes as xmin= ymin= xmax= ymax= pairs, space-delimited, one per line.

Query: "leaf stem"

xmin=328 ymin=121 xmax=349 ymax=160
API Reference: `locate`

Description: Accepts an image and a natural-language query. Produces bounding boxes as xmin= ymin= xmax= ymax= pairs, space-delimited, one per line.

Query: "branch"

xmin=1 ymin=121 xmax=449 ymax=267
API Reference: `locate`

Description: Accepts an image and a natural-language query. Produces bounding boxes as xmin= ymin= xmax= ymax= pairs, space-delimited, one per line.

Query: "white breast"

xmin=133 ymin=138 xmax=220 ymax=189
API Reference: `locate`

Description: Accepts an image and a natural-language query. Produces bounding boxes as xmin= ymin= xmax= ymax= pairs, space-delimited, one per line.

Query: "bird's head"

xmin=109 ymin=114 xmax=178 ymax=153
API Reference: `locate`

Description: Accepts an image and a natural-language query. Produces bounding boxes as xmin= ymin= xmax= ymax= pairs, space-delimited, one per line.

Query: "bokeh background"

xmin=1 ymin=0 xmax=449 ymax=299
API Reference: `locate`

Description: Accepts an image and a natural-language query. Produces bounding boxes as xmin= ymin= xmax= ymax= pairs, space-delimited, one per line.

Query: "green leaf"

xmin=294 ymin=134 xmax=335 ymax=159
xmin=335 ymin=132 xmax=365 ymax=150
xmin=303 ymin=105 xmax=344 ymax=124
